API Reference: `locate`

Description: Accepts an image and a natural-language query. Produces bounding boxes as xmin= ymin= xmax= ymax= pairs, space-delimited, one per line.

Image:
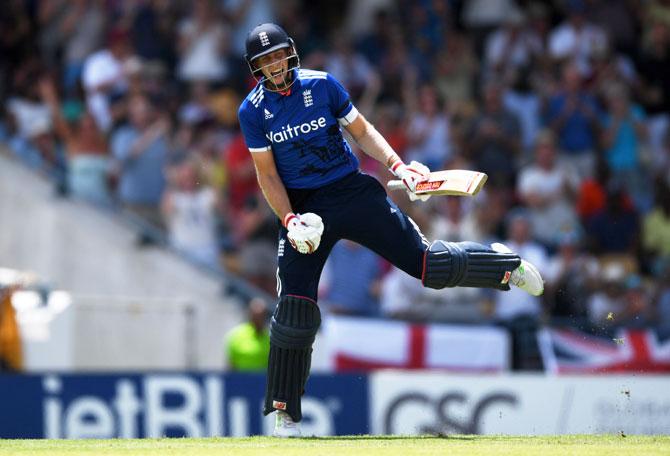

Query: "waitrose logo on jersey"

xmin=266 ymin=117 xmax=327 ymax=143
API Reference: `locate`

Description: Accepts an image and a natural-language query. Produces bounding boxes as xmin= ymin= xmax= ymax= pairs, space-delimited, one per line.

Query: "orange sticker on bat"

xmin=416 ymin=180 xmax=444 ymax=192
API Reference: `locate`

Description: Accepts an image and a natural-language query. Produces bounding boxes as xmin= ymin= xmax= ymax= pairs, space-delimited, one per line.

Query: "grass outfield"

xmin=0 ymin=435 xmax=669 ymax=456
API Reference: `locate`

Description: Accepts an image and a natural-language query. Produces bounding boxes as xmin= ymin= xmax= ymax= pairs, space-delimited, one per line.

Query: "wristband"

xmin=390 ymin=160 xmax=404 ymax=176
xmin=283 ymin=212 xmax=297 ymax=228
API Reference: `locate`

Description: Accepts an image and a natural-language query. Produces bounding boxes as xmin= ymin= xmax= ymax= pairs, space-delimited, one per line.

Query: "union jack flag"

xmin=538 ymin=327 xmax=670 ymax=373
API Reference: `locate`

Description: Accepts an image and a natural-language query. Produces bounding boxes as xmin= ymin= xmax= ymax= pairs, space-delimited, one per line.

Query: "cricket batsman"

xmin=238 ymin=23 xmax=543 ymax=437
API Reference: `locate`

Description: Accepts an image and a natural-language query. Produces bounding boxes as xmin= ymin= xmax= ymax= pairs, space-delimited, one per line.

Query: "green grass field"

xmin=1 ymin=435 xmax=668 ymax=456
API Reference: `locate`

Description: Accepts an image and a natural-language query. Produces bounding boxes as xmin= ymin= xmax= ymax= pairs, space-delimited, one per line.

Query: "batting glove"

xmin=283 ymin=212 xmax=324 ymax=254
xmin=390 ymin=160 xmax=431 ymax=201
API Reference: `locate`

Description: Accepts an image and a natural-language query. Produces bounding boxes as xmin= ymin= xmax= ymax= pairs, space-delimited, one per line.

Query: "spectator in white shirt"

xmin=494 ymin=210 xmax=548 ymax=321
xmin=162 ymin=158 xmax=220 ymax=267
xmin=177 ymin=0 xmax=230 ymax=83
xmin=548 ymin=0 xmax=608 ymax=75
xmin=484 ymin=8 xmax=543 ymax=84
xmin=517 ymin=130 xmax=580 ymax=249
xmin=82 ymin=28 xmax=135 ymax=132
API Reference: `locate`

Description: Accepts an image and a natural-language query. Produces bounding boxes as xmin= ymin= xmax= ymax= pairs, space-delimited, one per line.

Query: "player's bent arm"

xmin=249 ymin=149 xmax=294 ymax=222
xmin=344 ymin=113 xmax=402 ymax=168
xmin=345 ymin=112 xmax=430 ymax=199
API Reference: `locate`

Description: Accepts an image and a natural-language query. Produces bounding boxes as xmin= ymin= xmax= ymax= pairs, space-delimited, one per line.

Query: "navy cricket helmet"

xmin=245 ymin=23 xmax=300 ymax=91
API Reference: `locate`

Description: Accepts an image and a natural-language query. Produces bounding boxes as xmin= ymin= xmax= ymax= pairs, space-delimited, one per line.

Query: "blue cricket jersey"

xmin=238 ymin=69 xmax=360 ymax=189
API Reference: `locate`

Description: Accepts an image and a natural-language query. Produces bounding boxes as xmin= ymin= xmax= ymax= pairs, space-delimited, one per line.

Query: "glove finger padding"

xmin=298 ymin=212 xmax=324 ymax=235
xmin=407 ymin=160 xmax=431 ymax=178
xmin=287 ymin=226 xmax=321 ymax=254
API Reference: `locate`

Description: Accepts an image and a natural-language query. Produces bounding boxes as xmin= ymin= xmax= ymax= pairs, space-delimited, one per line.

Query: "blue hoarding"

xmin=0 ymin=373 xmax=368 ymax=438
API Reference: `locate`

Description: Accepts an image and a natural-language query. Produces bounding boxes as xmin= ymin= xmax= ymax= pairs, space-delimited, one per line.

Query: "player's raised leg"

xmin=422 ymin=240 xmax=543 ymax=295
xmin=338 ymin=173 xmax=543 ymax=295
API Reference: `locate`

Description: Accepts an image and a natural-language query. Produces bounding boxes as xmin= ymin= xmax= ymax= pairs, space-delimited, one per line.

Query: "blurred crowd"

xmin=1 ymin=0 xmax=670 ymax=335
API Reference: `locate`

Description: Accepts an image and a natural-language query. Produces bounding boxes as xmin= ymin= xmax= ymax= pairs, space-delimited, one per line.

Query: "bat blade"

xmin=387 ymin=170 xmax=488 ymax=196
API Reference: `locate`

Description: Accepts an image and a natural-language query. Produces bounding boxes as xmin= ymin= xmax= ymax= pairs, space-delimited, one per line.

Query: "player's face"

xmin=256 ymin=49 xmax=290 ymax=88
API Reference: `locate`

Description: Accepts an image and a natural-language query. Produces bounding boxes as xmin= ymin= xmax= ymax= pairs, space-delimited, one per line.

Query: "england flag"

xmin=321 ymin=316 xmax=510 ymax=372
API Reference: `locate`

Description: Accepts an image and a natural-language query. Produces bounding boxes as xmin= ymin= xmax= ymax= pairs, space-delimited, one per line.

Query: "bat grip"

xmin=387 ymin=180 xmax=407 ymax=191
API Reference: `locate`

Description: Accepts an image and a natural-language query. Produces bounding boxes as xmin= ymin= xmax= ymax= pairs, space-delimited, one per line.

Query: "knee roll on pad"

xmin=422 ymin=240 xmax=521 ymax=291
xmin=264 ymin=295 xmax=321 ymax=422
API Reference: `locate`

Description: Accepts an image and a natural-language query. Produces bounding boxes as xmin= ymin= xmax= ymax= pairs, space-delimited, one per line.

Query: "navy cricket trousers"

xmin=277 ymin=171 xmax=428 ymax=300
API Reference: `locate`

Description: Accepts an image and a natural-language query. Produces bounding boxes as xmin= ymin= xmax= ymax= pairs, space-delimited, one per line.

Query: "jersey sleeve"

xmin=238 ymin=101 xmax=271 ymax=153
xmin=325 ymin=73 xmax=359 ymax=126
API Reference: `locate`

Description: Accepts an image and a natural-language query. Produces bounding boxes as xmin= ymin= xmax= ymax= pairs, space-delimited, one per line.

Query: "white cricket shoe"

xmin=491 ymin=243 xmax=544 ymax=296
xmin=273 ymin=411 xmax=301 ymax=438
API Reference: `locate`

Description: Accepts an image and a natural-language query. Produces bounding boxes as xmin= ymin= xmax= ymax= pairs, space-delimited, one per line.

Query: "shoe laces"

xmin=276 ymin=411 xmax=297 ymax=429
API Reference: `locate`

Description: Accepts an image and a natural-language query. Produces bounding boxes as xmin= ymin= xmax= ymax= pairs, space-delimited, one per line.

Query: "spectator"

xmin=6 ymin=67 xmax=54 ymax=169
xmin=462 ymin=0 xmax=519 ymax=56
xmin=587 ymin=262 xmax=628 ymax=325
xmin=355 ymin=9 xmax=393 ymax=67
xmin=467 ymin=81 xmax=521 ymax=187
xmin=223 ymin=193 xmax=277 ymax=294
xmin=585 ymin=0 xmax=637 ymax=55
xmin=548 ymin=0 xmax=608 ymax=75
xmin=483 ymin=8 xmax=542 ymax=86
xmin=642 ymin=180 xmax=670 ymax=266
xmin=635 ymin=20 xmax=670 ymax=169
xmin=177 ymin=0 xmax=230 ymax=83
xmin=224 ymin=127 xmax=260 ymax=214
xmin=225 ymin=297 xmax=270 ymax=371
xmin=222 ymin=0 xmax=277 ymax=58
xmin=126 ymin=0 xmax=177 ymax=71
xmin=403 ymin=83 xmax=453 ymax=171
xmin=517 ymin=130 xmax=579 ymax=249
xmin=323 ymin=35 xmax=381 ymax=108
xmin=380 ymin=266 xmax=489 ymax=323
xmin=433 ymin=31 xmax=478 ymax=111
xmin=60 ymin=0 xmax=106 ymax=92
xmin=161 ymin=159 xmax=220 ymax=267
xmin=544 ymin=229 xmax=599 ymax=319
xmin=586 ymin=182 xmax=640 ymax=255
xmin=39 ymin=76 xmax=110 ymax=204
xmin=82 ymin=27 xmax=136 ymax=132
xmin=502 ymin=66 xmax=542 ymax=154
xmin=493 ymin=211 xmax=548 ymax=370
xmin=588 ymin=267 xmax=651 ymax=326
xmin=110 ymin=93 xmax=169 ymax=230
xmin=600 ymin=83 xmax=649 ymax=210
xmin=545 ymin=61 xmax=601 ymax=179
xmin=428 ymin=196 xmax=484 ymax=244
xmin=494 ymin=210 xmax=548 ymax=322
xmin=320 ymin=241 xmax=385 ymax=317
xmin=576 ymin=157 xmax=627 ymax=222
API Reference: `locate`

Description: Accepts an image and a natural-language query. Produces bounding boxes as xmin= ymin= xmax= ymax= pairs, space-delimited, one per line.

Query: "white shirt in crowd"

xmin=82 ymin=49 xmax=127 ymax=132
xmin=549 ymin=22 xmax=608 ymax=74
xmin=177 ymin=19 xmax=229 ymax=82
xmin=166 ymin=187 xmax=219 ymax=267
xmin=405 ymin=114 xmax=452 ymax=169
xmin=485 ymin=29 xmax=542 ymax=72
xmin=517 ymin=163 xmax=579 ymax=246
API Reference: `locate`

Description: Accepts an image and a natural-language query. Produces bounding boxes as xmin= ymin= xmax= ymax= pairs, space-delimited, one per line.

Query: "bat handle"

xmin=387 ymin=180 xmax=407 ymax=191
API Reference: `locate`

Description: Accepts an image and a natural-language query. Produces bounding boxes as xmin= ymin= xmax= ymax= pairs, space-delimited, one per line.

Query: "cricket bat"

xmin=387 ymin=169 xmax=488 ymax=197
